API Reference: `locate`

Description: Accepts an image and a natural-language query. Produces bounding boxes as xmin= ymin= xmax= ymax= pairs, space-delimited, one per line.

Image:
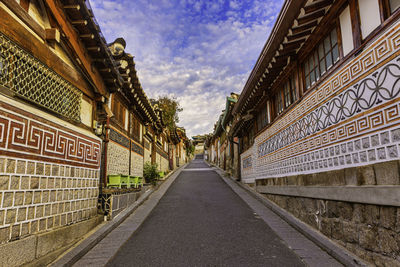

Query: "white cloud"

xmin=89 ymin=0 xmax=283 ymax=137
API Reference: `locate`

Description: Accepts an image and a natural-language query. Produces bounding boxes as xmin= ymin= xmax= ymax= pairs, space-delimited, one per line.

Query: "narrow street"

xmin=73 ymin=159 xmax=342 ymax=267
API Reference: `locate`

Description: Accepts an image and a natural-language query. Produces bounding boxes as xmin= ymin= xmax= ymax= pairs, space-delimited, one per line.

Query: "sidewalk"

xmin=209 ymin=162 xmax=366 ymax=267
xmin=51 ymin=164 xmax=187 ymax=267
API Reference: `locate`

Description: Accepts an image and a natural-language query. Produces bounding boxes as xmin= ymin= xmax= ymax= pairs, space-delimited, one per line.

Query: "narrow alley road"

xmin=72 ymin=158 xmax=342 ymax=267
xmin=106 ymin=160 xmax=304 ymax=266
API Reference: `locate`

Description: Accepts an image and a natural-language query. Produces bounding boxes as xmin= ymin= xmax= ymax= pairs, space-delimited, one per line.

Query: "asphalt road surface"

xmin=106 ymin=160 xmax=305 ymax=267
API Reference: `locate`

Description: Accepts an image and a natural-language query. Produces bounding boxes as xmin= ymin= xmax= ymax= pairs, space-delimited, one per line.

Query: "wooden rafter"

xmin=297 ymin=9 xmax=325 ymax=25
xmin=304 ymin=0 xmax=332 ymax=14
xmin=45 ymin=0 xmax=108 ymax=96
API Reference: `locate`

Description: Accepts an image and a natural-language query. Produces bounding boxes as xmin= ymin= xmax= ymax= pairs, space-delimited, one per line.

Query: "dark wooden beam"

xmin=349 ymin=0 xmax=362 ymax=49
xmin=71 ymin=20 xmax=88 ymax=26
xmin=45 ymin=0 xmax=107 ymax=96
xmin=291 ymin=20 xmax=318 ymax=34
xmin=287 ymin=29 xmax=312 ymax=41
xmin=304 ymin=0 xmax=333 ymax=14
xmin=282 ymin=39 xmax=305 ymax=51
xmin=20 ymin=0 xmax=30 ymax=11
xmin=1 ymin=0 xmax=46 ymax=40
xmin=297 ymin=9 xmax=325 ymax=25
xmin=63 ymin=4 xmax=80 ymax=11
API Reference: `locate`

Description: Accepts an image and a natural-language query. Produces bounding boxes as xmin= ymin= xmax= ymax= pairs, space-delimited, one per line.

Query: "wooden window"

xmin=129 ymin=114 xmax=141 ymax=141
xmin=275 ymin=91 xmax=284 ymax=116
xmin=283 ymin=74 xmax=297 ymax=108
xmin=111 ymin=96 xmax=126 ymax=126
xmin=256 ymin=103 xmax=269 ymax=132
xmin=303 ymin=28 xmax=339 ymax=90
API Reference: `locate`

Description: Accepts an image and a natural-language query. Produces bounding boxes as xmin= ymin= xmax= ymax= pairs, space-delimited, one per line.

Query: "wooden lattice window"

xmin=283 ymin=74 xmax=297 ymax=108
xmin=275 ymin=91 xmax=284 ymax=116
xmin=111 ymin=96 xmax=126 ymax=126
xmin=130 ymin=113 xmax=141 ymax=141
xmin=256 ymin=103 xmax=269 ymax=132
xmin=304 ymin=28 xmax=339 ymax=90
xmin=0 ymin=32 xmax=82 ymax=121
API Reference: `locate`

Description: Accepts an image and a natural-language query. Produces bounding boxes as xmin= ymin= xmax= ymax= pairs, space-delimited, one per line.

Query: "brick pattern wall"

xmin=107 ymin=141 xmax=130 ymax=175
xmin=0 ymin=157 xmax=99 ymax=244
xmin=160 ymin=157 xmax=169 ymax=172
xmin=0 ymin=97 xmax=101 ymax=244
xmin=144 ymin=148 xmax=151 ymax=165
xmin=130 ymin=152 xmax=143 ymax=177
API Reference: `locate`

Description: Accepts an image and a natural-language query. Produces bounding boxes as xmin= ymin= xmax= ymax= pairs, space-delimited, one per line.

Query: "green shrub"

xmin=143 ymin=162 xmax=160 ymax=185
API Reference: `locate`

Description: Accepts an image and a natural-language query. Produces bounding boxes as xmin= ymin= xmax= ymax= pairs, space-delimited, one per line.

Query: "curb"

xmin=51 ymin=163 xmax=188 ymax=267
xmin=208 ymin=162 xmax=367 ymax=267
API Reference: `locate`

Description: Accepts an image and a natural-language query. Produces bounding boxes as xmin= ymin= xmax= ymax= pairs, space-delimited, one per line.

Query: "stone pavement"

xmin=73 ymin=159 xmax=343 ymax=266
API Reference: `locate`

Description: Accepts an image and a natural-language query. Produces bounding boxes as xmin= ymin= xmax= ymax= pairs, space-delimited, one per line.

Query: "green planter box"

xmin=120 ymin=175 xmax=129 ymax=187
xmin=129 ymin=176 xmax=140 ymax=188
xmin=138 ymin=177 xmax=143 ymax=187
xmin=107 ymin=174 xmax=122 ymax=188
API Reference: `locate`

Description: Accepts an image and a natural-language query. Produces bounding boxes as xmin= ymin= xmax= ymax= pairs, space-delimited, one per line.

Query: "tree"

xmin=155 ymin=96 xmax=183 ymax=131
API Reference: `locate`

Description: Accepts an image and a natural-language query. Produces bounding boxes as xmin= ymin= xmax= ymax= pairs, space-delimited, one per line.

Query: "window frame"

xmin=303 ymin=26 xmax=340 ymax=91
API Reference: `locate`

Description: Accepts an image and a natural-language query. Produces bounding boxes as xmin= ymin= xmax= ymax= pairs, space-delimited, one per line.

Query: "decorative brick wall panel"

xmin=130 ymin=152 xmax=143 ymax=177
xmin=241 ymin=20 xmax=400 ymax=182
xmin=0 ymin=97 xmax=100 ymax=244
xmin=144 ymin=148 xmax=151 ymax=165
xmin=107 ymin=142 xmax=129 ymax=175
xmin=160 ymin=157 xmax=169 ymax=172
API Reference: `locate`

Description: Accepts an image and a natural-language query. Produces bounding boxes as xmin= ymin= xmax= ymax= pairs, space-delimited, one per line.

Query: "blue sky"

xmin=90 ymin=0 xmax=284 ymax=137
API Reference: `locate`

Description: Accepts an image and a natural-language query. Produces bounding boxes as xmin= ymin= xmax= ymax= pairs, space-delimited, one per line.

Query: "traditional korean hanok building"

xmin=231 ymin=0 xmax=400 ymax=264
xmin=0 ymin=0 xmax=124 ymax=265
xmin=105 ymin=37 xmax=156 ymax=182
xmin=169 ymin=127 xmax=189 ymax=168
xmin=101 ymin=40 xmax=169 ymax=218
xmin=149 ymin=100 xmax=172 ymax=173
xmin=212 ymin=93 xmax=239 ymax=174
xmin=192 ymin=134 xmax=207 ymax=155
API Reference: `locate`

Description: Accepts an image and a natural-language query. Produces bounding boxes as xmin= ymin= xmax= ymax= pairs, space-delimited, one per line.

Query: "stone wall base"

xmin=0 ymin=215 xmax=102 ymax=266
xmin=262 ymin=194 xmax=400 ymax=266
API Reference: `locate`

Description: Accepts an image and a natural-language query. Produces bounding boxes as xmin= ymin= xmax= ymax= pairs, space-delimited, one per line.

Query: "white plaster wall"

xmin=81 ymin=98 xmax=92 ymax=127
xmin=359 ymin=0 xmax=381 ymax=39
xmin=339 ymin=6 xmax=354 ymax=56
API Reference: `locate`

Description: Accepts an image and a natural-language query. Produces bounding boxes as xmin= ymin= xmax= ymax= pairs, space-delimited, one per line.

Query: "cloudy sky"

xmin=89 ymin=0 xmax=283 ymax=137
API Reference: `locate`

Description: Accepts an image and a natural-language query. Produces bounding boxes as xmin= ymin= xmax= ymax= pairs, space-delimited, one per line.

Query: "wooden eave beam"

xmin=287 ymin=29 xmax=312 ymax=42
xmin=291 ymin=20 xmax=318 ymax=34
xmin=297 ymin=9 xmax=325 ymax=25
xmin=232 ymin=0 xmax=308 ymax=116
xmin=45 ymin=0 xmax=108 ymax=96
xmin=304 ymin=0 xmax=332 ymax=14
xmin=282 ymin=39 xmax=304 ymax=51
xmin=1 ymin=0 xmax=46 ymax=40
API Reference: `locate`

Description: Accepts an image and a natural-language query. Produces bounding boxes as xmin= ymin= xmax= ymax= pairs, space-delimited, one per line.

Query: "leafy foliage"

xmin=156 ymin=96 xmax=183 ymax=131
xmin=143 ymin=162 xmax=160 ymax=185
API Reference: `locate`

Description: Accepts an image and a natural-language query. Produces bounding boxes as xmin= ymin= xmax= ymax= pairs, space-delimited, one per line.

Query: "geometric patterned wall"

xmin=0 ymin=97 xmax=100 ymax=243
xmin=241 ymin=21 xmax=400 ymax=182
